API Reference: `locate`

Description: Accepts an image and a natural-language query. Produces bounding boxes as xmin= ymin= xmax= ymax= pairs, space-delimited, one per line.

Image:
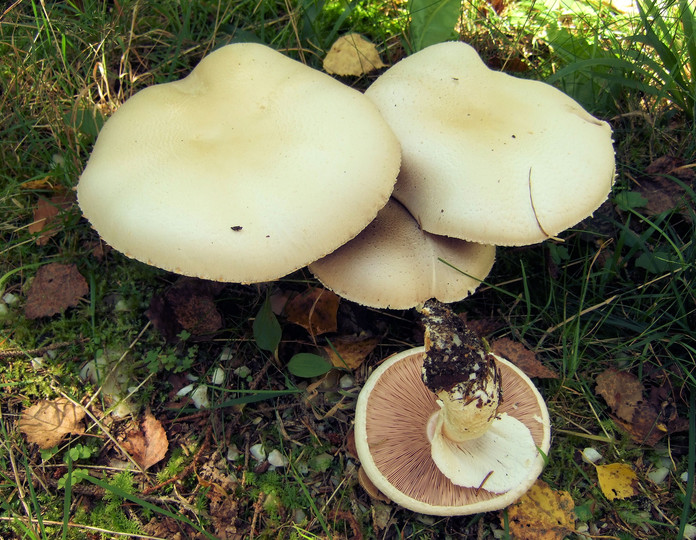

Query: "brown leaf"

xmin=147 ymin=277 xmax=224 ymax=341
xmin=491 ymin=338 xmax=559 ymax=379
xmin=25 ymin=263 xmax=89 ymax=319
xmin=285 ymin=287 xmax=340 ymax=337
xmin=506 ymin=479 xmax=575 ymax=540
xmin=324 ymin=334 xmax=379 ymax=370
xmin=595 ymin=368 xmax=643 ymax=422
xmin=594 ymin=368 xmax=679 ymax=446
xmin=358 ymin=466 xmax=391 ymax=503
xmin=458 ymin=313 xmax=503 ymax=337
xmin=636 ymin=156 xmax=695 ymax=218
xmin=121 ymin=411 xmax=169 ymax=470
xmin=28 ymin=194 xmax=74 ymax=245
xmin=613 ymin=402 xmax=666 ymax=447
xmin=19 ymin=398 xmax=86 ymax=449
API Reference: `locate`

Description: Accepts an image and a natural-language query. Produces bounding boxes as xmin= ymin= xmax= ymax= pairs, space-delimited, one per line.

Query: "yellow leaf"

xmin=596 ymin=463 xmax=639 ymax=500
xmin=324 ymin=334 xmax=379 ymax=370
xmin=323 ymin=33 xmax=385 ymax=76
xmin=506 ymin=479 xmax=575 ymax=540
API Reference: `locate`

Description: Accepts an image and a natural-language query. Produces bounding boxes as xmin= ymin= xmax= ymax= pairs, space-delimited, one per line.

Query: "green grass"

xmin=1 ymin=0 xmax=695 ymax=538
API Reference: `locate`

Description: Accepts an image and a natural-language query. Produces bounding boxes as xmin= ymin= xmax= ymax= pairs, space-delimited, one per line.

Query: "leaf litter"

xmin=24 ymin=262 xmax=89 ymax=319
xmin=595 ymin=367 xmax=688 ymax=446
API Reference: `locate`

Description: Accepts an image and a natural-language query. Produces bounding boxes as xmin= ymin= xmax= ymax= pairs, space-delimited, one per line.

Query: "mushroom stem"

xmin=419 ymin=300 xmax=502 ymax=443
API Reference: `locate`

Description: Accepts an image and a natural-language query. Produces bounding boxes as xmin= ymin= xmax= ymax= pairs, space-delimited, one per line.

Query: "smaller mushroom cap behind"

xmin=354 ymin=346 xmax=551 ymax=515
xmin=77 ymin=43 xmax=401 ymax=283
xmin=308 ymin=199 xmax=495 ymax=309
xmin=365 ymin=41 xmax=616 ymax=246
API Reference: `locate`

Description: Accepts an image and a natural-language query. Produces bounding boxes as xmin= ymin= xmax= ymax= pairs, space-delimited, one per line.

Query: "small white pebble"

xmin=176 ymin=383 xmax=194 ymax=397
xmin=250 ymin=443 xmax=266 ymax=461
xmin=234 ymin=365 xmax=251 ymax=378
xmin=581 ymin=447 xmax=603 ymax=464
xmin=31 ymin=357 xmax=43 ymax=370
xmin=268 ymin=449 xmax=288 ymax=468
xmin=647 ymin=467 xmax=670 ymax=485
xmin=114 ymin=298 xmax=130 ymax=312
xmin=293 ymin=508 xmax=307 ymax=523
xmin=185 ymin=373 xmax=199 ymax=381
xmin=211 ymin=367 xmax=225 ymax=385
xmin=682 ymin=471 xmax=690 ymax=482
xmin=683 ymin=524 xmax=696 ymax=540
xmin=190 ymin=385 xmax=210 ymax=409
xmin=219 ymin=347 xmax=234 ymax=362
xmin=339 ymin=374 xmax=354 ymax=389
xmin=2 ymin=293 xmax=19 ymax=306
xmin=226 ymin=444 xmax=240 ymax=461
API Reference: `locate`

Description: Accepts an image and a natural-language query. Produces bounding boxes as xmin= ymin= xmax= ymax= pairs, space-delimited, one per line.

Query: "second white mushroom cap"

xmin=365 ymin=41 xmax=616 ymax=246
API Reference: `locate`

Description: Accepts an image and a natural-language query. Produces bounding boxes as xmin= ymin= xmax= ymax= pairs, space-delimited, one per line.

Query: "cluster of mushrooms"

xmin=77 ymin=41 xmax=615 ymax=515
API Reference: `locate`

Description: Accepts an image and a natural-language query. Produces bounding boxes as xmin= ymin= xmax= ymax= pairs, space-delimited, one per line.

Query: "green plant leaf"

xmin=635 ymin=250 xmax=682 ymax=273
xmin=287 ymin=353 xmax=333 ymax=378
xmin=253 ymin=297 xmax=281 ymax=353
xmin=614 ymin=191 xmax=648 ymax=211
xmin=408 ymin=0 xmax=460 ymax=52
xmin=80 ymin=474 xmax=216 ymax=539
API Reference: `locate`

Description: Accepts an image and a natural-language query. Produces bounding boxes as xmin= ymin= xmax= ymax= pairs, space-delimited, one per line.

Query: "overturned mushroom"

xmin=354 ymin=300 xmax=550 ymax=515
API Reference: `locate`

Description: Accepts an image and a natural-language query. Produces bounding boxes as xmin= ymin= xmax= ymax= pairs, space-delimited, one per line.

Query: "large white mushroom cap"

xmin=78 ymin=43 xmax=401 ymax=283
xmin=365 ymin=41 xmax=616 ymax=246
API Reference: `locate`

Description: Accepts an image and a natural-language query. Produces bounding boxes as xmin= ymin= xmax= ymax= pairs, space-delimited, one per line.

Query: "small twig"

xmin=54 ymin=389 xmax=149 ymax=477
xmin=0 ymin=516 xmax=166 ymax=539
xmin=84 ymin=321 xmax=150 ymax=411
xmin=248 ymin=359 xmax=272 ymax=391
xmin=249 ymin=491 xmax=266 ymax=540
xmin=0 ymin=339 xmax=89 ymax=359
xmin=160 ymin=410 xmax=210 ymax=425
xmin=242 ymin=432 xmax=251 ymax=488
xmin=0 ymin=407 xmax=36 ymax=535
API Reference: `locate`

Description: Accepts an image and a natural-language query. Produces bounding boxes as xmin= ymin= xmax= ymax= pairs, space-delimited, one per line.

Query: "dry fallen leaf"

xmin=491 ymin=337 xmax=559 ymax=379
xmin=25 ymin=263 xmax=89 ymax=319
xmin=121 ymin=411 xmax=169 ymax=470
xmin=19 ymin=398 xmax=86 ymax=449
xmin=28 ymin=194 xmax=74 ymax=245
xmin=323 ymin=33 xmax=385 ymax=76
xmin=285 ymin=287 xmax=340 ymax=337
xmin=595 ymin=367 xmax=676 ymax=446
xmin=324 ymin=334 xmax=379 ymax=370
xmin=638 ymin=156 xmax=695 ymax=219
xmin=595 ymin=463 xmax=639 ymax=501
xmin=506 ymin=479 xmax=575 ymax=540
xmin=595 ymin=368 xmax=643 ymax=422
xmin=146 ymin=277 xmax=224 ymax=341
xmin=358 ymin=466 xmax=391 ymax=503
